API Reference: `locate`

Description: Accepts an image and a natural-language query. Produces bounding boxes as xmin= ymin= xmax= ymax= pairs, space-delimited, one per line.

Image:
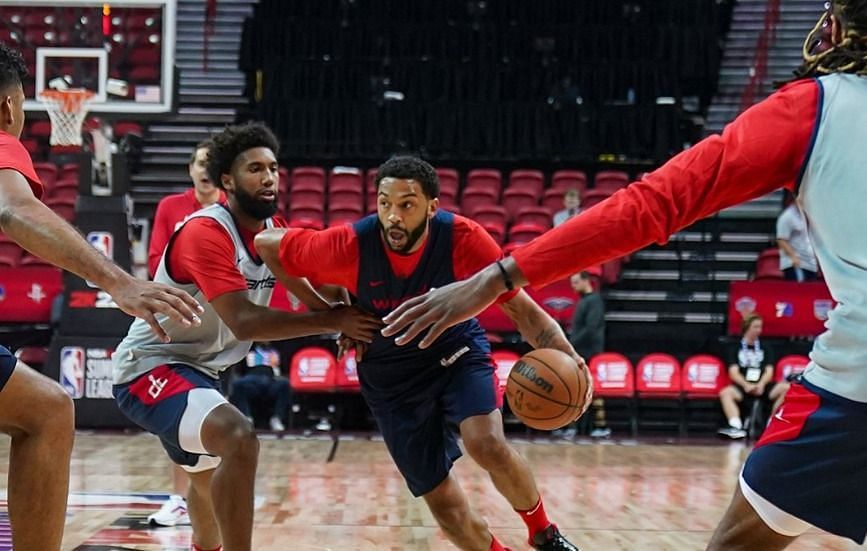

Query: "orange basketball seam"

xmin=512 ymin=379 xmax=578 ymax=415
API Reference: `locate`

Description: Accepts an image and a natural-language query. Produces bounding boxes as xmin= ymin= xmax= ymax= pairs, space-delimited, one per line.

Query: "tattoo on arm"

xmin=533 ymin=325 xmax=561 ymax=349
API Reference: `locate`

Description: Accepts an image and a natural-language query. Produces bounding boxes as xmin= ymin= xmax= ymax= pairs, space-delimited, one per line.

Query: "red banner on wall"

xmin=728 ymin=280 xmax=834 ymax=337
xmin=0 ymin=267 xmax=63 ymax=322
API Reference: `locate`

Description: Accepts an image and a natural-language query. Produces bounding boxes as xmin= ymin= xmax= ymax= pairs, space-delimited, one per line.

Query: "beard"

xmin=379 ymin=218 xmax=428 ymax=254
xmin=235 ymin=185 xmax=278 ymax=220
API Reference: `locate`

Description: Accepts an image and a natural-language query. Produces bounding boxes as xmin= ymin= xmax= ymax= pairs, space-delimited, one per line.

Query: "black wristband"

xmin=495 ymin=260 xmax=514 ymax=291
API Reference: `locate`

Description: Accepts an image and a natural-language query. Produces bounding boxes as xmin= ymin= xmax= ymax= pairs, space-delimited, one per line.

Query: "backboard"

xmin=0 ymin=0 xmax=176 ymax=116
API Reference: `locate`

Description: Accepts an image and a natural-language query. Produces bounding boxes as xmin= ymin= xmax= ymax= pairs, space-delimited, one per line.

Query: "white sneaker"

xmin=717 ymin=426 xmax=747 ymax=439
xmin=148 ymin=495 xmax=190 ymax=526
xmin=315 ymin=418 xmax=332 ymax=431
xmin=269 ymin=416 xmax=285 ymax=431
xmin=590 ymin=427 xmax=612 ymax=438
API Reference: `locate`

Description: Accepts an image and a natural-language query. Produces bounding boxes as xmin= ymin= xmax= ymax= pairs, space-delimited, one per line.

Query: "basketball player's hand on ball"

xmin=559 ymin=348 xmax=584 ymax=368
xmin=572 ymin=354 xmax=592 ymax=420
xmin=109 ymin=277 xmax=204 ymax=343
xmin=536 ymin=347 xmax=590 ymax=422
xmin=330 ymin=305 xmax=383 ymax=343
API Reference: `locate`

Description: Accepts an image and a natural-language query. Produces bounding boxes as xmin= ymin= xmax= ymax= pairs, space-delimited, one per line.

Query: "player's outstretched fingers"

xmin=337 ymin=341 xmax=349 ymax=360
xmin=142 ymin=312 xmax=171 ymax=343
xmin=149 ymin=284 xmax=203 ymax=326
xmin=142 ymin=293 xmax=196 ymax=328
xmin=164 ymin=284 xmax=205 ymax=313
xmin=380 ymin=295 xmax=425 ymax=334
xmin=417 ymin=318 xmax=453 ymax=349
xmin=393 ymin=307 xmax=444 ymax=347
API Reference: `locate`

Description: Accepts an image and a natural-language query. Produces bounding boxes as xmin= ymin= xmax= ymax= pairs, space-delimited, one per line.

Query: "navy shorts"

xmin=359 ymin=348 xmax=500 ymax=497
xmin=0 ymin=346 xmax=16 ymax=393
xmin=114 ymin=364 xmax=227 ymax=471
xmin=741 ymin=378 xmax=867 ymax=543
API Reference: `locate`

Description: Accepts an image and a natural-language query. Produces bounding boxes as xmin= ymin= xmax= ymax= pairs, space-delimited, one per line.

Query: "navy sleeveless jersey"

xmin=352 ymin=211 xmax=489 ymax=366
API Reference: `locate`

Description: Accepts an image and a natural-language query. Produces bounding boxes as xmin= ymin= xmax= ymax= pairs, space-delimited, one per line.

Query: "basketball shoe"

xmin=148 ymin=494 xmax=191 ymax=526
xmin=531 ymin=524 xmax=579 ymax=551
xmin=269 ymin=415 xmax=286 ymax=431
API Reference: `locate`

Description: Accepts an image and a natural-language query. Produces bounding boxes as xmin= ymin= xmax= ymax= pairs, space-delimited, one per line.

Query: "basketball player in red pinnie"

xmin=256 ymin=155 xmax=584 ymax=551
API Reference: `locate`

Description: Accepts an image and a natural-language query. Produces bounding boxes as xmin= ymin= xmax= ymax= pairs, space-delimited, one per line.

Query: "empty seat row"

xmin=287 ymin=346 xmax=361 ymax=392
xmin=286 ymin=166 xmax=630 ymax=195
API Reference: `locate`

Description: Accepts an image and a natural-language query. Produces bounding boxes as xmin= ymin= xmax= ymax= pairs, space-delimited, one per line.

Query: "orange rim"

xmin=39 ymin=89 xmax=95 ymax=113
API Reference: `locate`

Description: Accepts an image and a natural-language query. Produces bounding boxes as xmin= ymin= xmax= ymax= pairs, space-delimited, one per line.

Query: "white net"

xmin=39 ymin=89 xmax=94 ymax=146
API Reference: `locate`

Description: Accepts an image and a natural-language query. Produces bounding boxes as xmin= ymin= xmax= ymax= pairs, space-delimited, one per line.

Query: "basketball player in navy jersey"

xmin=256 ymin=156 xmax=582 ymax=551
xmin=382 ymin=1 xmax=867 ymax=548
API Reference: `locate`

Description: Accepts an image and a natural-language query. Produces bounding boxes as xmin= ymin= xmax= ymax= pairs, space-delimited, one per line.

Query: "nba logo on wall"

xmin=60 ymin=346 xmax=85 ymax=399
xmin=85 ymin=232 xmax=114 ymax=288
xmin=814 ymin=299 xmax=833 ymax=321
xmin=87 ymin=232 xmax=114 ymax=260
xmin=735 ymin=296 xmax=757 ymax=316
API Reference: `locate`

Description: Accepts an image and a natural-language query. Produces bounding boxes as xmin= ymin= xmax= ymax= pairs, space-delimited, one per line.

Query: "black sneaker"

xmin=531 ymin=524 xmax=580 ymax=551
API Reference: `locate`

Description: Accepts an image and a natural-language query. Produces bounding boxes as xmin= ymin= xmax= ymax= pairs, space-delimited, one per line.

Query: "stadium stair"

xmin=603 ymin=196 xmax=781 ymax=359
xmin=129 ymin=0 xmax=257 ymax=217
xmin=706 ymin=0 xmax=820 ymax=135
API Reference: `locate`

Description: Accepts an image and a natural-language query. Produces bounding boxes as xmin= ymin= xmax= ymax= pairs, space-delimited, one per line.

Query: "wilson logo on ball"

xmin=514 ymin=361 xmax=554 ymax=393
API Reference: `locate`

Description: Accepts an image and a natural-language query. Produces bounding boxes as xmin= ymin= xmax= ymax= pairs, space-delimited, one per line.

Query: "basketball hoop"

xmin=38 ymin=88 xmax=95 ymax=146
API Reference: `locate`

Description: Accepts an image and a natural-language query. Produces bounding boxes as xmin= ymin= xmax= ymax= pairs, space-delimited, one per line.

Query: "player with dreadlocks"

xmin=795 ymin=0 xmax=867 ymax=77
xmin=381 ymin=1 xmax=867 ymax=549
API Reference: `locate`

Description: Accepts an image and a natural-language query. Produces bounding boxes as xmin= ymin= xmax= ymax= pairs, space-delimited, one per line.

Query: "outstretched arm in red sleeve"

xmin=381 ymin=78 xmax=820 ymax=347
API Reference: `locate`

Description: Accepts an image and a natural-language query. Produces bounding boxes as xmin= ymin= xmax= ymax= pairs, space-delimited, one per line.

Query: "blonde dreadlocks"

xmin=794 ymin=0 xmax=867 ymax=78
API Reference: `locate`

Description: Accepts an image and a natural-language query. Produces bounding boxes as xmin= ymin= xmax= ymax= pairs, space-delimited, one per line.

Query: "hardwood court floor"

xmin=0 ymin=432 xmax=861 ymax=550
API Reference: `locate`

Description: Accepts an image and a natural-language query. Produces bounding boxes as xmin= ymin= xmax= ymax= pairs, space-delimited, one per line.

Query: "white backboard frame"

xmin=34 ymin=47 xmax=109 ymax=104
xmin=5 ymin=0 xmax=177 ymax=116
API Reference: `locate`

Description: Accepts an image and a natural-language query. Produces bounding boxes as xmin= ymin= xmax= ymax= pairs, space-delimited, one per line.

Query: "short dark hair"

xmin=375 ymin=155 xmax=439 ymax=199
xmin=207 ymin=122 xmax=279 ymax=188
xmin=0 ymin=43 xmax=27 ymax=94
xmin=189 ymin=138 xmax=214 ymax=165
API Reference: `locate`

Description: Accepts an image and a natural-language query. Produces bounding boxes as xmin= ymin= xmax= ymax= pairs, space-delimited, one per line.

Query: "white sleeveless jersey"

xmin=799 ymin=73 xmax=867 ymax=402
xmin=113 ymin=204 xmax=277 ymax=384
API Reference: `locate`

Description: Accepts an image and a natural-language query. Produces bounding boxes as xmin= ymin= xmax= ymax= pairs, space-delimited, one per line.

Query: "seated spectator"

xmin=229 ymin=343 xmax=291 ymax=431
xmin=718 ymin=314 xmax=789 ymax=439
xmin=776 ymin=190 xmax=818 ymax=281
xmin=553 ymin=188 xmax=581 ymax=226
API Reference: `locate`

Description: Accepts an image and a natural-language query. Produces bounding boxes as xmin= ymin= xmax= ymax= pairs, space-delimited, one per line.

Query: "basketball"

xmin=505 ymin=348 xmax=593 ymax=431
